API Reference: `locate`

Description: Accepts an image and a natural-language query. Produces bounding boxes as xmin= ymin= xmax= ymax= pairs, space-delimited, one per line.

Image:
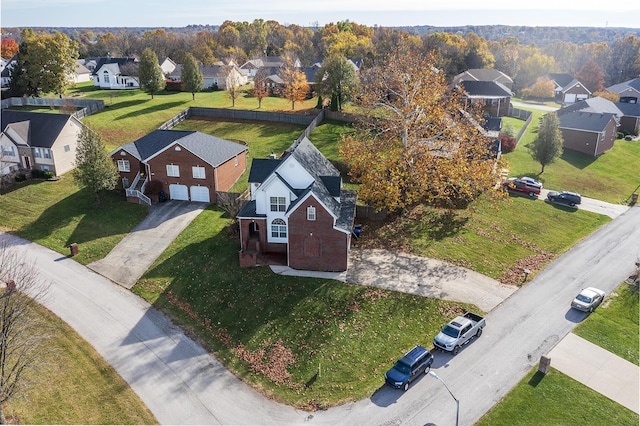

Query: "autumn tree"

xmin=529 ymin=112 xmax=563 ymax=174
xmin=317 ymin=55 xmax=359 ymax=111
xmin=181 ymin=53 xmax=204 ymax=100
xmin=72 ymin=125 xmax=119 ymax=204
xmin=1 ymin=38 xmax=18 ymax=58
xmin=252 ymin=67 xmax=271 ymax=108
xmin=339 ymin=45 xmax=501 ymax=213
xmin=516 ymin=51 xmax=555 ymax=91
xmin=522 ymin=76 xmax=555 ymax=99
xmin=606 ymin=35 xmax=640 ymax=84
xmin=575 ymin=60 xmax=605 ymax=93
xmin=0 ymin=239 xmax=51 ymax=425
xmin=592 ymin=91 xmax=620 ymax=103
xmin=278 ymin=56 xmax=309 ymax=110
xmin=224 ymin=67 xmax=243 ymax=107
xmin=137 ymin=48 xmax=165 ymax=99
xmin=9 ymin=29 xmax=78 ymax=97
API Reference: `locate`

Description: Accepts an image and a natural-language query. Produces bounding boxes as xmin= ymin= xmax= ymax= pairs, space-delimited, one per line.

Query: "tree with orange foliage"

xmin=1 ymin=38 xmax=18 ymax=58
xmin=575 ymin=60 xmax=605 ymax=93
xmin=278 ymin=55 xmax=309 ymax=110
xmin=339 ymin=44 xmax=501 ymax=213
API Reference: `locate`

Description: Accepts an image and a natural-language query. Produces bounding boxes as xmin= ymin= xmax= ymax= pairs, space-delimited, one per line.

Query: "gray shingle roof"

xmin=607 ymin=77 xmax=640 ymax=93
xmin=113 ymin=130 xmax=247 ymax=167
xmin=460 ymin=80 xmax=512 ymax=97
xmin=558 ymin=111 xmax=617 ymax=132
xmin=248 ymin=158 xmax=281 ymax=183
xmin=453 ymin=69 xmax=513 ymax=85
xmin=615 ymin=102 xmax=640 ymax=117
xmin=548 ymin=73 xmax=574 ymax=88
xmin=92 ymin=57 xmax=136 ymax=76
xmin=557 ymin=97 xmax=623 ymax=118
xmin=1 ymin=110 xmax=74 ymax=148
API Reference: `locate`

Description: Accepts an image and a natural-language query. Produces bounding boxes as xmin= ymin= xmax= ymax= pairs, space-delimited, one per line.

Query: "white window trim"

xmin=192 ymin=166 xmax=206 ymax=179
xmin=307 ymin=206 xmax=316 ymax=221
xmin=270 ymin=218 xmax=287 ymax=239
xmin=167 ymin=164 xmax=180 ymax=177
xmin=270 ymin=196 xmax=286 ymax=212
xmin=117 ymin=159 xmax=130 ymax=172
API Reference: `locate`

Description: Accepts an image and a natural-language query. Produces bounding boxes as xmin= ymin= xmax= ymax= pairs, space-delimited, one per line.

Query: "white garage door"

xmin=190 ymin=186 xmax=210 ymax=203
xmin=169 ymin=184 xmax=188 ymax=200
xmin=564 ymin=94 xmax=576 ymax=103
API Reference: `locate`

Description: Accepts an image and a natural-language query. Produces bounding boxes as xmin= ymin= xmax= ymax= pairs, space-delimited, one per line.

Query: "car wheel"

xmin=425 ymin=365 xmax=431 ymax=375
xmin=403 ymin=382 xmax=409 ymax=391
xmin=453 ymin=345 xmax=460 ymax=355
xmin=589 ymin=306 xmax=594 ymax=313
xmin=476 ymin=328 xmax=483 ymax=337
xmin=529 ymin=191 xmax=534 ymax=197
xmin=570 ymin=202 xmax=576 ymax=207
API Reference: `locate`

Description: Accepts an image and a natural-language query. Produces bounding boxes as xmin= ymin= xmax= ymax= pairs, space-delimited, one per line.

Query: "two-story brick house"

xmin=111 ymin=129 xmax=248 ymax=204
xmin=237 ymin=137 xmax=356 ymax=272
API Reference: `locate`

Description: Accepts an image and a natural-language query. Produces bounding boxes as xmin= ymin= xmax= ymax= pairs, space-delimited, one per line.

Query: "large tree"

xmin=529 ymin=112 xmax=564 ymax=174
xmin=575 ymin=60 xmax=605 ymax=93
xmin=339 ymin=45 xmax=501 ymax=213
xmin=0 ymin=239 xmax=51 ymax=424
xmin=180 ymin=53 xmax=204 ymax=100
xmin=137 ymin=48 xmax=165 ymax=99
xmin=278 ymin=55 xmax=309 ymax=110
xmin=252 ymin=67 xmax=271 ymax=108
xmin=317 ymin=55 xmax=359 ymax=111
xmin=9 ymin=29 xmax=78 ymax=97
xmin=72 ymin=125 xmax=119 ymax=204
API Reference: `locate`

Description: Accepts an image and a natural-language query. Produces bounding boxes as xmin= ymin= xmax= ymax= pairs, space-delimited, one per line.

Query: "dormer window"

xmin=270 ymin=196 xmax=286 ymax=212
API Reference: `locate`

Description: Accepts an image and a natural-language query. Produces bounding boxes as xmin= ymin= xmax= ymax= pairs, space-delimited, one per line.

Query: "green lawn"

xmin=476 ymin=367 xmax=638 ymax=426
xmin=3 ymin=302 xmax=157 ymax=424
xmin=574 ymin=283 xmax=639 ymax=365
xmin=132 ymin=206 xmax=478 ymax=409
xmin=503 ymin=106 xmax=640 ymax=204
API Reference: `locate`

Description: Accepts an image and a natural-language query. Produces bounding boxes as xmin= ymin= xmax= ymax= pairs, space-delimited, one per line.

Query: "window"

xmin=64 ymin=145 xmax=71 ymax=152
xmin=192 ymin=166 xmax=205 ymax=179
xmin=40 ymin=165 xmax=50 ymax=171
xmin=103 ymin=71 xmax=110 ymax=83
xmin=270 ymin=196 xmax=286 ymax=212
xmin=117 ymin=159 xmax=130 ymax=172
xmin=1 ymin=145 xmax=14 ymax=156
xmin=34 ymin=148 xmax=42 ymax=158
xmin=271 ymin=218 xmax=287 ymax=238
xmin=166 ymin=164 xmax=180 ymax=177
xmin=43 ymin=149 xmax=51 ymax=159
xmin=122 ymin=177 xmax=129 ymax=188
xmin=307 ymin=206 xmax=316 ymax=221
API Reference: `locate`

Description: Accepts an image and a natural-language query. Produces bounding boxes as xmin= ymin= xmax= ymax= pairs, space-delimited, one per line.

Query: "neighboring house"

xmin=158 ymin=57 xmax=177 ymax=76
xmin=169 ymin=64 xmax=246 ymax=90
xmin=615 ymin=102 xmax=640 ymax=135
xmin=240 ymin=56 xmax=301 ymax=78
xmin=110 ymin=129 xmax=248 ymax=204
xmin=92 ymin=57 xmax=139 ymax=89
xmin=237 ymin=137 xmax=357 ymax=272
xmin=457 ymin=80 xmax=512 ymax=117
xmin=606 ymin=78 xmax=640 ymax=104
xmin=0 ymin=110 xmax=82 ymax=176
xmin=69 ymin=61 xmax=92 ymax=83
xmin=452 ymin=69 xmax=514 ymax=91
xmin=0 ymin=56 xmax=16 ymax=88
xmin=547 ymin=74 xmax=591 ymax=104
xmin=78 ymin=57 xmax=99 ymax=72
xmin=0 ymin=132 xmax=20 ymax=176
xmin=557 ymin=111 xmax=618 ymax=157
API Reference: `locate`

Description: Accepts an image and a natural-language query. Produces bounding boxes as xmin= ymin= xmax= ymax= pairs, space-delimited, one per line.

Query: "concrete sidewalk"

xmin=88 ymin=201 xmax=206 ymax=288
xmin=548 ymin=332 xmax=639 ymax=414
xmin=273 ymin=248 xmax=518 ymax=312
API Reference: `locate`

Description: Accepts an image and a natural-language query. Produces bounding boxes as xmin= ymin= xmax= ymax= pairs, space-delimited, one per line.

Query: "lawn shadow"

xmin=116 ymin=101 xmax=188 ymax=120
xmin=528 ymin=371 xmax=546 ymax=387
xmin=560 ymin=149 xmax=597 ymax=170
xmin=0 ymin=178 xmax=44 ymax=197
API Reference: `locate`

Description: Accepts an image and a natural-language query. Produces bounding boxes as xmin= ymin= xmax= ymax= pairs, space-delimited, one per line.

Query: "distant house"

xmin=237 ymin=137 xmax=357 ymax=272
xmin=110 ymin=129 xmax=248 ymax=204
xmin=168 ymin=64 xmax=247 ymax=90
xmin=70 ymin=61 xmax=92 ymax=84
xmin=240 ymin=56 xmax=300 ymax=77
xmin=1 ymin=110 xmax=82 ymax=176
xmin=0 ymin=56 xmax=16 ymax=88
xmin=158 ymin=57 xmax=177 ymax=76
xmin=457 ymin=80 xmax=512 ymax=117
xmin=606 ymin=78 xmax=640 ymax=104
xmin=92 ymin=57 xmax=139 ymax=89
xmin=452 ymin=69 xmax=514 ymax=91
xmin=547 ymin=74 xmax=591 ymax=104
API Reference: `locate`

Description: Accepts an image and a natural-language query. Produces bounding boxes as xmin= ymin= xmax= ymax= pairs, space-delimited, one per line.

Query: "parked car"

xmin=384 ymin=345 xmax=434 ymax=391
xmin=571 ymin=287 xmax=606 ymax=312
xmin=433 ymin=312 xmax=486 ymax=354
xmin=503 ymin=177 xmax=542 ymax=197
xmin=547 ymin=190 xmax=582 ymax=207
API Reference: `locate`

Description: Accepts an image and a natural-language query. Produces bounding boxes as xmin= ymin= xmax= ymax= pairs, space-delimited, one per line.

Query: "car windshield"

xmin=441 ymin=325 xmax=460 ymax=338
xmin=576 ymin=294 xmax=593 ymax=303
xmin=394 ymin=361 xmax=411 ymax=374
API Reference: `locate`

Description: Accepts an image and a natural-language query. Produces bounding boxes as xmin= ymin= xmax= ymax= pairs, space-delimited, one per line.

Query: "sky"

xmin=2 ymin=0 xmax=640 ymax=29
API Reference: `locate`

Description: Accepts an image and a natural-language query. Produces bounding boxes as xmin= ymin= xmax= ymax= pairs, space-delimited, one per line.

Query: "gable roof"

xmin=113 ymin=130 xmax=247 ymax=167
xmin=92 ymin=57 xmax=136 ymax=76
xmin=453 ymin=69 xmax=513 ymax=86
xmin=558 ymin=111 xmax=617 ymax=132
xmin=547 ymin=73 xmax=574 ymax=88
xmin=607 ymin=77 xmax=640 ymax=94
xmin=557 ymin=97 xmax=623 ymax=119
xmin=615 ymin=101 xmax=640 ymax=117
xmin=459 ymin=80 xmax=512 ymax=98
xmin=560 ymin=79 xmax=591 ymax=95
xmin=1 ymin=110 xmax=77 ymax=148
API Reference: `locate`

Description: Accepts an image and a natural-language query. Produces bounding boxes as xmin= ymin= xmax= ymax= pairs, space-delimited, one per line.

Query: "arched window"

xmin=271 ymin=218 xmax=287 ymax=238
xmin=103 ymin=70 xmax=110 ymax=83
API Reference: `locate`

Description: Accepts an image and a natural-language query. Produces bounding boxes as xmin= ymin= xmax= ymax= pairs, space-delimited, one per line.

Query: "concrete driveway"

xmin=537 ymin=188 xmax=629 ymax=219
xmin=88 ymin=200 xmax=206 ymax=288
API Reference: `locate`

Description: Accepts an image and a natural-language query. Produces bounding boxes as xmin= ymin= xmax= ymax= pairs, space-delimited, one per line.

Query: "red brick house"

xmin=111 ymin=129 xmax=248 ymax=204
xmin=557 ymin=111 xmax=618 ymax=157
xmin=237 ymin=137 xmax=357 ymax=272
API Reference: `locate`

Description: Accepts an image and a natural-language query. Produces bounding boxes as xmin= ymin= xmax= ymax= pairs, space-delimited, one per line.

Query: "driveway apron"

xmin=88 ymin=201 xmax=206 ymax=288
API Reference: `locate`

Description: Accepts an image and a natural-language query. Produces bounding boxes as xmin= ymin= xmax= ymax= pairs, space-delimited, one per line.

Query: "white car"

xmin=571 ymin=287 xmax=606 ymax=312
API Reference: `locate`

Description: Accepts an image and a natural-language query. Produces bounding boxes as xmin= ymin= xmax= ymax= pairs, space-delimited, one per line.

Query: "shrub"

xmin=500 ymin=134 xmax=517 ymax=154
xmin=15 ymin=174 xmax=26 ymax=182
xmin=43 ymin=171 xmax=55 ymax=179
xmin=144 ymin=179 xmax=163 ymax=195
xmin=31 ymin=169 xmax=45 ymax=178
xmin=625 ymin=135 xmax=633 ymax=141
xmin=165 ymin=81 xmax=182 ymax=92
xmin=617 ymin=132 xmax=625 ymax=139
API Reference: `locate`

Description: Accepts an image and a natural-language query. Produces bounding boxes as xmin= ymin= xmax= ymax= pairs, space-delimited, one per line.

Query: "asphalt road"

xmin=4 ymin=204 xmax=640 ymax=425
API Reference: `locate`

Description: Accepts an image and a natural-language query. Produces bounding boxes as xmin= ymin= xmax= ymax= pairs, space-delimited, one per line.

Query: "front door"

xmin=23 ymin=156 xmax=30 ymax=169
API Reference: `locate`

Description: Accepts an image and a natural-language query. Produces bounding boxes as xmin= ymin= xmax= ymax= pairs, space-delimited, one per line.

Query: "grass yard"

xmin=132 ymin=206 xmax=477 ymax=409
xmin=476 ymin=367 xmax=638 ymax=426
xmin=0 ymin=176 xmax=147 ymax=265
xmin=503 ymin=107 xmax=640 ymax=204
xmin=574 ymin=283 xmax=639 ymax=365
xmin=67 ymin=82 xmax=319 ymax=151
xmin=357 ymin=197 xmax=609 ymax=282
xmin=2 ymin=301 xmax=156 ymax=424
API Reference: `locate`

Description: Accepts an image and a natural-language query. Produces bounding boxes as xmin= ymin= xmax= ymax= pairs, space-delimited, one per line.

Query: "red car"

xmin=503 ymin=177 xmax=542 ymax=197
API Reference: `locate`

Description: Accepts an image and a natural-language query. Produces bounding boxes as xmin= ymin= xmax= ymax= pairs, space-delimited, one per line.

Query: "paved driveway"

xmin=88 ymin=201 xmax=206 ymax=288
